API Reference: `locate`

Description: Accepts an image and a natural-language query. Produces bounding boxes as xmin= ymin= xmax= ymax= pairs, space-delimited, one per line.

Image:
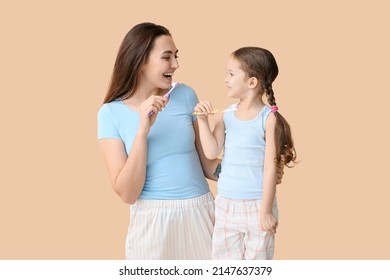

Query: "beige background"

xmin=1 ymin=0 xmax=389 ymax=259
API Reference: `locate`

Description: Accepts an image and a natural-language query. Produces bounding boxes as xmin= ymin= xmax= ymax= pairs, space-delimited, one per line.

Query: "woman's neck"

xmin=121 ymin=84 xmax=166 ymax=111
xmin=126 ymin=85 xmax=165 ymax=104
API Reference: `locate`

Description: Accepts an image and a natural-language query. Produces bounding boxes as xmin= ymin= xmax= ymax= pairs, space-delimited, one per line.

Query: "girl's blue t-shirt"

xmin=97 ymin=83 xmax=209 ymax=200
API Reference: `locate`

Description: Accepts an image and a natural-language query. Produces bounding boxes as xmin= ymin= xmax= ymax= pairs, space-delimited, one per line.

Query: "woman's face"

xmin=140 ymin=35 xmax=179 ymax=89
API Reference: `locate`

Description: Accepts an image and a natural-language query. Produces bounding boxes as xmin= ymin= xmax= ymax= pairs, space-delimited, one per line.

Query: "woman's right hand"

xmin=138 ymin=95 xmax=167 ymax=134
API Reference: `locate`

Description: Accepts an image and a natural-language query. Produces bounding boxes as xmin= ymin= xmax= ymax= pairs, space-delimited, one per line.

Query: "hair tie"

xmin=270 ymin=105 xmax=278 ymax=113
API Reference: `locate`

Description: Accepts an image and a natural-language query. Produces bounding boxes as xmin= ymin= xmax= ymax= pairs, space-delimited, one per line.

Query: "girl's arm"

xmin=194 ymin=101 xmax=226 ymax=159
xmin=193 ymin=119 xmax=222 ymax=181
xmin=98 ymin=95 xmax=166 ymax=204
xmin=260 ymin=112 xmax=278 ymax=234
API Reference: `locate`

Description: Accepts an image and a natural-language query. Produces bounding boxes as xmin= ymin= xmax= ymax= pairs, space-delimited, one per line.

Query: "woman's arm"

xmin=260 ymin=112 xmax=278 ymax=234
xmin=98 ymin=95 xmax=167 ymax=204
xmin=99 ymin=133 xmax=147 ymax=204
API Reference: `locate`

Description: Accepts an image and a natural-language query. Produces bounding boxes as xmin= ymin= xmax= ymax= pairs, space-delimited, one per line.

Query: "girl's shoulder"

xmin=261 ymin=104 xmax=272 ymax=116
xmin=263 ymin=105 xmax=276 ymax=131
xmin=222 ymin=103 xmax=238 ymax=122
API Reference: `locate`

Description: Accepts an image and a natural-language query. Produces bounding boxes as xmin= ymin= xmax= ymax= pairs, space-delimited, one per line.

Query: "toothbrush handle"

xmin=148 ymin=94 xmax=169 ymax=116
xmin=149 ymin=82 xmax=179 ymax=116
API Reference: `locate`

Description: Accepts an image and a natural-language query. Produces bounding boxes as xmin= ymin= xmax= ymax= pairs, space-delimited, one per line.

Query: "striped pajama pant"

xmin=212 ymin=195 xmax=279 ymax=260
xmin=125 ymin=192 xmax=215 ymax=259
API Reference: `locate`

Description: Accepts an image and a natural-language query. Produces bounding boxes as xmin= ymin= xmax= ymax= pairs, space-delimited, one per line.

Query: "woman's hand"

xmin=138 ymin=95 xmax=167 ymax=134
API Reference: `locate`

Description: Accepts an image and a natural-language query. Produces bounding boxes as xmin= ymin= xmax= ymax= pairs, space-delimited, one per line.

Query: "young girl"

xmin=194 ymin=47 xmax=296 ymax=260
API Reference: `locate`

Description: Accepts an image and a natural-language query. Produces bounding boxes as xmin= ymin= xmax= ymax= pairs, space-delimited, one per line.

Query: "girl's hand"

xmin=259 ymin=211 xmax=278 ymax=234
xmin=138 ymin=95 xmax=167 ymax=134
xmin=194 ymin=100 xmax=214 ymax=119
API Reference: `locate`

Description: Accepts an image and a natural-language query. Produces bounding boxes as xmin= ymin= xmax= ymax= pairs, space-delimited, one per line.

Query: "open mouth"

xmin=163 ymin=73 xmax=173 ymax=78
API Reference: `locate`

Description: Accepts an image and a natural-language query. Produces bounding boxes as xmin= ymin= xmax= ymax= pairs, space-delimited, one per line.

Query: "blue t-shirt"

xmin=218 ymin=104 xmax=272 ymax=199
xmin=97 ymin=83 xmax=210 ymax=200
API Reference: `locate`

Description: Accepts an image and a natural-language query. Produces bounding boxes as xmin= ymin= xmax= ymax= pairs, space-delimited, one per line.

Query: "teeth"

xmin=163 ymin=73 xmax=173 ymax=77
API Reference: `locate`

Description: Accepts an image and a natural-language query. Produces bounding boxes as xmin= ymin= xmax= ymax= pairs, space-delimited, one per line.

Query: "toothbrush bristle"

xmin=164 ymin=81 xmax=180 ymax=98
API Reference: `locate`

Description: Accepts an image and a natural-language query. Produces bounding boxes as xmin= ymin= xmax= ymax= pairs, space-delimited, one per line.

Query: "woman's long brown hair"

xmin=103 ymin=22 xmax=171 ymax=104
xmin=232 ymin=47 xmax=297 ymax=167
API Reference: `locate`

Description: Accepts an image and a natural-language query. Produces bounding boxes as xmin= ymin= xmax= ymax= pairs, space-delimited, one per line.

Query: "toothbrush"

xmin=192 ymin=108 xmax=237 ymax=115
xmin=149 ymin=81 xmax=180 ymax=116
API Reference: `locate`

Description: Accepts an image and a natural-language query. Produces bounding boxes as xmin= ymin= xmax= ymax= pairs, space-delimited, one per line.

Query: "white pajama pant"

xmin=212 ymin=195 xmax=279 ymax=260
xmin=125 ymin=192 xmax=215 ymax=260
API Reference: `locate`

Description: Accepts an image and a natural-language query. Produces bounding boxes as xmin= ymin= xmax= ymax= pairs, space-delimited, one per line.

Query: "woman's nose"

xmin=171 ymin=58 xmax=179 ymax=69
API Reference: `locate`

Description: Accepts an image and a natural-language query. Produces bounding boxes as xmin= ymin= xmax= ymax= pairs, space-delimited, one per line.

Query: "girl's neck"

xmin=237 ymin=94 xmax=264 ymax=110
xmin=234 ymin=94 xmax=265 ymax=121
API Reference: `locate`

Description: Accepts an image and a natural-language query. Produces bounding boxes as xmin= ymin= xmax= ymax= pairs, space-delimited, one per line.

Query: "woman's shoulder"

xmin=99 ymin=98 xmax=121 ymax=107
xmin=172 ymin=82 xmax=199 ymax=104
xmin=98 ymin=99 xmax=124 ymax=117
xmin=175 ymin=82 xmax=196 ymax=95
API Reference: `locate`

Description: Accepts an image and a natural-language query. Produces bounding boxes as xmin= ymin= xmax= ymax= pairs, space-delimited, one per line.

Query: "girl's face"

xmin=224 ymin=56 xmax=249 ymax=98
xmin=140 ymin=35 xmax=179 ymax=89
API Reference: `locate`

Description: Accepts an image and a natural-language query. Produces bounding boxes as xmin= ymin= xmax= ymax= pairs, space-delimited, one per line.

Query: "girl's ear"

xmin=248 ymin=77 xmax=258 ymax=89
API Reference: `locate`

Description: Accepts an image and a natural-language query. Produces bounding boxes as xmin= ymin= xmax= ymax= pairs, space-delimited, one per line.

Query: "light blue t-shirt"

xmin=218 ymin=104 xmax=272 ymax=200
xmin=97 ymin=83 xmax=209 ymax=200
